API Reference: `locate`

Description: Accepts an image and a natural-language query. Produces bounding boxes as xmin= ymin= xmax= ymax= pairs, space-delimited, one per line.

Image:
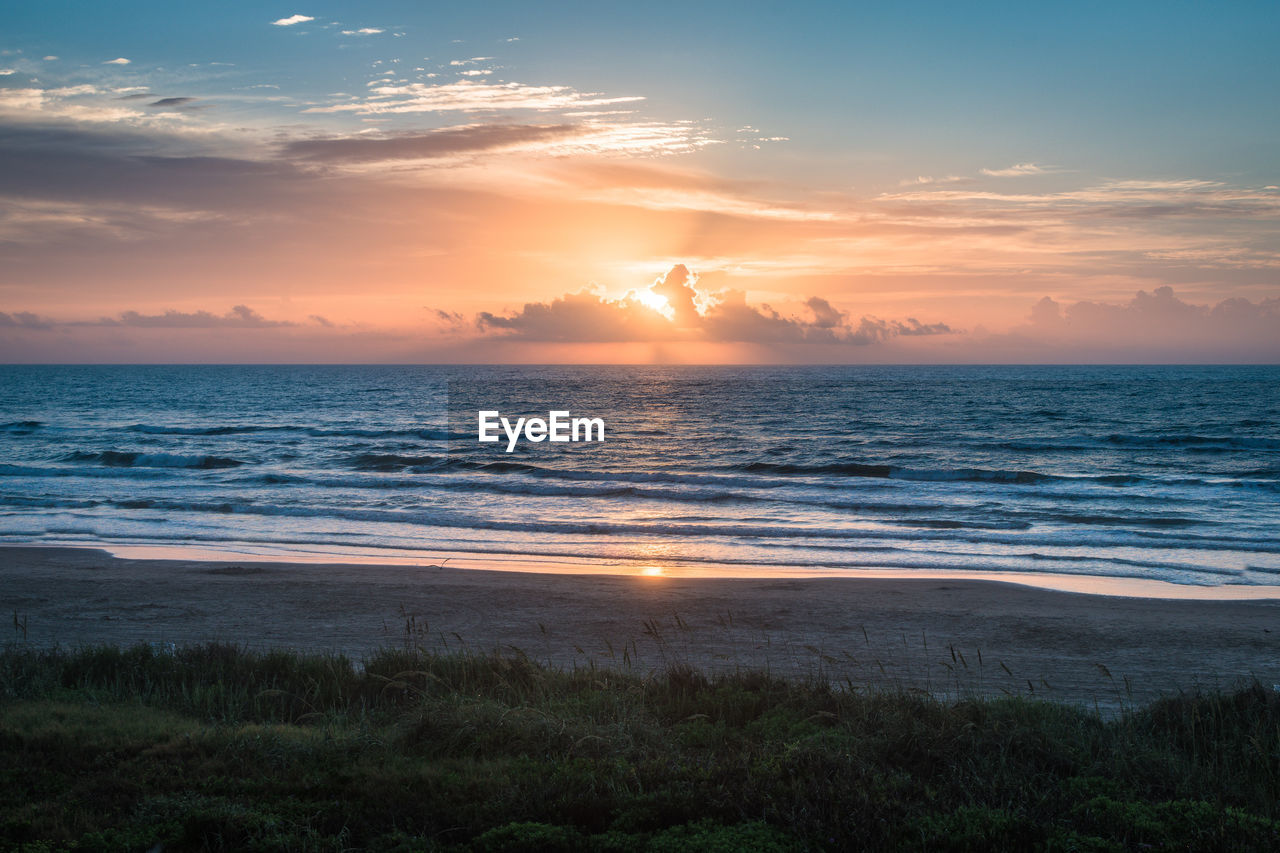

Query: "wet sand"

xmin=3 ymin=545 xmax=1279 ymax=713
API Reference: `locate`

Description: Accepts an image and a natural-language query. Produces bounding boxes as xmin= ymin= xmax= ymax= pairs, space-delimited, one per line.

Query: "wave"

xmin=0 ymin=463 xmax=171 ymax=479
xmin=1238 ymin=466 xmax=1280 ymax=478
xmin=240 ymin=458 xmax=1253 ymax=507
xmin=348 ymin=453 xmax=444 ymax=471
xmin=981 ymin=441 xmax=1096 ymax=453
xmin=127 ymin=424 xmax=269 ymax=436
xmin=0 ymin=495 xmax=100 ymax=509
xmin=307 ymin=427 xmax=464 ymax=440
xmin=893 ymin=517 xmax=1032 ymax=531
xmin=104 ymin=426 xmax=1273 ymax=450
xmin=244 ymin=472 xmax=312 ymax=485
xmin=0 ymin=420 xmax=43 ymax=434
xmin=233 ymin=469 xmax=762 ymax=504
xmin=1044 ymin=513 xmax=1201 ymax=528
xmin=221 ymin=469 xmax=1200 ymax=528
xmin=1105 ymin=433 xmax=1280 ymax=451
xmin=69 ymin=495 xmax=1280 ymax=554
xmin=6 ymin=457 xmax=1218 ymax=534
xmin=739 ymin=460 xmax=1056 ymax=484
xmin=60 ymin=450 xmax=245 ymax=469
xmin=124 ymin=423 xmax=463 ymax=440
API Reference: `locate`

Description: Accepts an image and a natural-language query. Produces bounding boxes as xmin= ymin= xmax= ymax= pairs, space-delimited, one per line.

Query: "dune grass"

xmin=1 ymin=641 xmax=1278 ymax=851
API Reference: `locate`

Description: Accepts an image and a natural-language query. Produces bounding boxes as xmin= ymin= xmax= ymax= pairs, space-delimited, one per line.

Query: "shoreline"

xmin=19 ymin=538 xmax=1280 ymax=601
xmin=4 ymin=544 xmax=1279 ymax=713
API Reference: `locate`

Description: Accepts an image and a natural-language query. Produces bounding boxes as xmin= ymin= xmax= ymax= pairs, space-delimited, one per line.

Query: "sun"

xmin=625 ymin=287 xmax=675 ymax=320
xmin=639 ymin=566 xmax=665 ymax=577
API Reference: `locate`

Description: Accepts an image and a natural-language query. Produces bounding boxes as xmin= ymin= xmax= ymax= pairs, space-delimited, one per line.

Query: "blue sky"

xmin=6 ymin=1 xmax=1276 ymax=180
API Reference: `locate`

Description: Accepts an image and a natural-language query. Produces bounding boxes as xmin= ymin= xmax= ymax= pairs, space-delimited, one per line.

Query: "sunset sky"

xmin=1 ymin=0 xmax=1277 ymax=362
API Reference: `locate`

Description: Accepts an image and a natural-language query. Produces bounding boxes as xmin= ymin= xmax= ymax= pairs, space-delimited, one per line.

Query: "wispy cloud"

xmin=980 ymin=162 xmax=1049 ymax=177
xmin=876 ymin=178 xmax=1280 ymax=220
xmin=899 ymin=174 xmax=968 ymax=186
xmin=282 ymin=123 xmax=584 ymax=161
xmin=579 ymin=185 xmax=833 ymax=220
xmin=0 ymin=86 xmax=150 ymax=124
xmin=103 ymin=57 xmax=131 ymax=65
xmin=148 ymin=96 xmax=197 ymax=109
xmin=875 ymin=176 xmax=1280 ymax=240
xmin=304 ymin=79 xmax=646 ymax=114
xmin=271 ymin=14 xmax=314 ymax=27
xmin=281 ymin=120 xmax=716 ymax=164
xmin=341 ymin=28 xmax=384 ymax=35
xmin=107 ymin=305 xmax=292 ymax=328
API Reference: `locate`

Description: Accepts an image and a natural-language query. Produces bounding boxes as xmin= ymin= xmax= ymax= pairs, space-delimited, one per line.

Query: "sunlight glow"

xmin=625 ymin=287 xmax=675 ymax=320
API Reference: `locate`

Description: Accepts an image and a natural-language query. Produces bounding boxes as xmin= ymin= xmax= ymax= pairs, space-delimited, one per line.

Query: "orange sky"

xmin=1 ymin=3 xmax=1277 ymax=362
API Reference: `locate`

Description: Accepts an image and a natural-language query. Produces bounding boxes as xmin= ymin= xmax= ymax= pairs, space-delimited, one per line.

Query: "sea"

xmin=1 ymin=365 xmax=1277 ymax=590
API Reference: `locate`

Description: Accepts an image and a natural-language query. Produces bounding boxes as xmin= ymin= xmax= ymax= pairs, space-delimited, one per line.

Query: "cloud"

xmin=848 ymin=316 xmax=954 ymax=343
xmin=700 ymin=290 xmax=812 ymax=342
xmin=0 ymin=122 xmax=310 ymax=214
xmin=0 ymin=85 xmax=172 ymax=124
xmin=477 ymin=289 xmax=675 ymax=342
xmin=341 ymin=28 xmax=383 ymax=35
xmin=476 ymin=265 xmax=954 ymax=345
xmin=432 ymin=309 xmax=465 ymax=326
xmin=900 ymin=174 xmax=969 ymax=186
xmin=272 ymin=14 xmax=314 ymax=26
xmin=103 ymin=57 xmax=131 ymax=65
xmin=871 ymin=178 xmax=1280 ymax=269
xmin=700 ymin=292 xmax=953 ymax=344
xmin=108 ymin=305 xmax=293 ymax=328
xmin=980 ymin=162 xmax=1048 ymax=177
xmin=0 ymin=311 xmax=54 ymax=330
xmin=148 ymin=97 xmax=196 ymax=109
xmin=282 ymin=119 xmax=712 ymax=162
xmin=282 ymin=123 xmax=585 ymax=162
xmin=649 ymin=264 xmax=700 ymax=325
xmin=309 ymin=314 xmax=334 ymax=327
xmin=304 ymin=79 xmax=645 ymax=114
xmin=805 ymin=296 xmax=842 ymax=328
xmin=1018 ymin=286 xmax=1280 ymax=356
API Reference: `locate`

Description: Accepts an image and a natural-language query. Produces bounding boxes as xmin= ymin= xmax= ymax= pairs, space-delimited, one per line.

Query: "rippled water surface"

xmin=1 ymin=365 xmax=1277 ymax=586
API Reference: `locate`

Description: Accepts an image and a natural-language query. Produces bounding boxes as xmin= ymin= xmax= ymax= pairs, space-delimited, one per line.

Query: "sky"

xmin=0 ymin=0 xmax=1277 ymax=363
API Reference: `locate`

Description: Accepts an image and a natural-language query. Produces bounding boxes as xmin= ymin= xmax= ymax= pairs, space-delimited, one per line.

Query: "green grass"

xmin=1 ymin=642 xmax=1277 ymax=851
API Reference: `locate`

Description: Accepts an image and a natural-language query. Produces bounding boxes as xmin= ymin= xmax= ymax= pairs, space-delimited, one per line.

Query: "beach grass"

xmin=1 ymin=641 xmax=1278 ymax=851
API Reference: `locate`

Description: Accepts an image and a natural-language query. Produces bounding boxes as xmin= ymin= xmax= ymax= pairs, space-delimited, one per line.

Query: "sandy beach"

xmin=4 ymin=545 xmax=1278 ymax=713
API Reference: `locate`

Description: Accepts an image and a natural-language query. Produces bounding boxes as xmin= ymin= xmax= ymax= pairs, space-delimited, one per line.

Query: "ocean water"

xmin=1 ymin=365 xmax=1277 ymax=587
